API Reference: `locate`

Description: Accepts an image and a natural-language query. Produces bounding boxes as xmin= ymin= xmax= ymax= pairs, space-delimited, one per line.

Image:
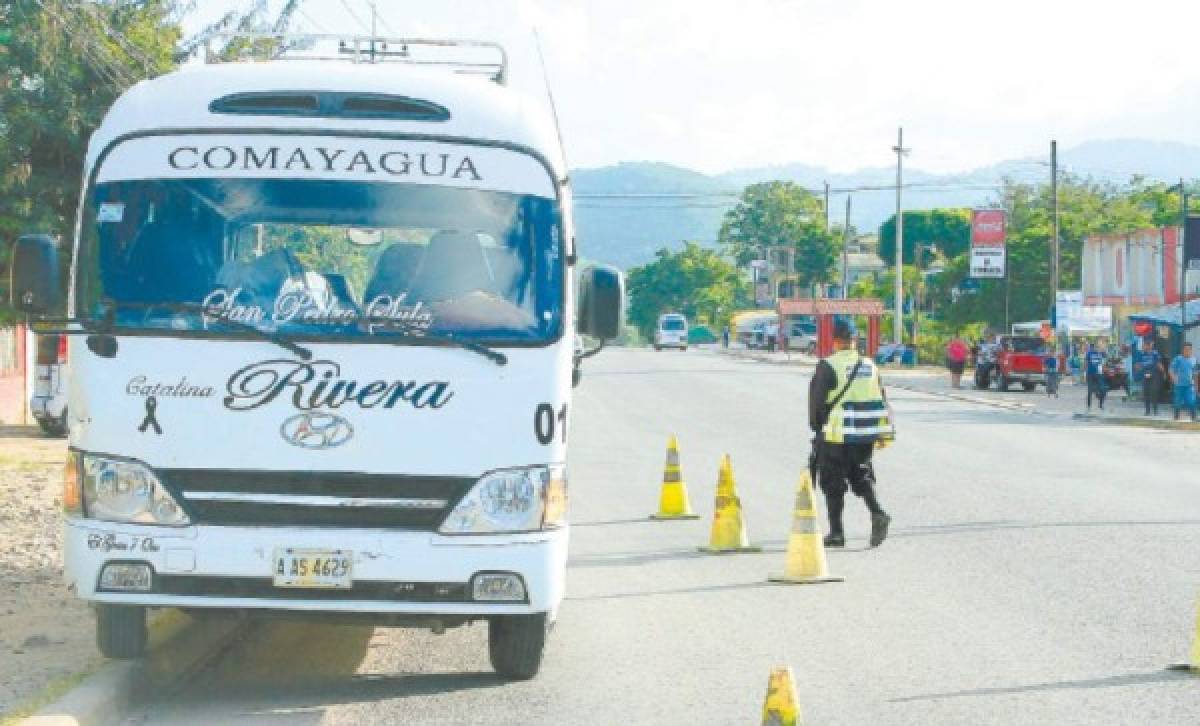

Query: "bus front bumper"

xmin=64 ymin=520 xmax=567 ymax=617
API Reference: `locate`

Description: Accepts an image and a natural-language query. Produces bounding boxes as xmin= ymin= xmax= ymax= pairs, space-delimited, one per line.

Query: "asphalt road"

xmin=130 ymin=348 xmax=1200 ymax=725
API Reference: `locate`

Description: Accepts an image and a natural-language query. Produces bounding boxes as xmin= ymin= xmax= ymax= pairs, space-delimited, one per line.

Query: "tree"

xmin=0 ymin=0 xmax=300 ymax=321
xmin=878 ymin=208 xmax=971 ymax=266
xmin=920 ymin=175 xmax=1180 ymax=332
xmin=626 ymin=242 xmax=749 ymax=339
xmin=718 ymin=181 xmax=842 ymax=292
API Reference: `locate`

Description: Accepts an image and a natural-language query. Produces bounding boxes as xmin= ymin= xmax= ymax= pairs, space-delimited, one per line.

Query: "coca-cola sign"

xmin=971 ymin=209 xmax=1007 ymax=248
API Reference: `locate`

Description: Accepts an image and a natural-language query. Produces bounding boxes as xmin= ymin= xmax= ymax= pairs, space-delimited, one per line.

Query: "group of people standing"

xmin=1080 ymin=337 xmax=1197 ymax=420
xmin=942 ymin=332 xmax=1198 ymax=421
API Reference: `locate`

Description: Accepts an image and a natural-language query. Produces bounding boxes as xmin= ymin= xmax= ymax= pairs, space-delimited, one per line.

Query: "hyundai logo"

xmin=280 ymin=411 xmax=354 ymax=450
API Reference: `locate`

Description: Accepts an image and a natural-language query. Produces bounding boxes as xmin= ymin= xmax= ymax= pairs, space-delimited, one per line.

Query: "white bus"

xmin=8 ymin=36 xmax=622 ymax=680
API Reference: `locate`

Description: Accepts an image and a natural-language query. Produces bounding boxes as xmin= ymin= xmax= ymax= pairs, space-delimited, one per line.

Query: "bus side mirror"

xmin=9 ymin=234 xmax=63 ymax=315
xmin=577 ymin=265 xmax=623 ymax=341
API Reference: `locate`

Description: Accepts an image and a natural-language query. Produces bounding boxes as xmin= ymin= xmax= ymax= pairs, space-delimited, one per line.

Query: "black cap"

xmin=832 ymin=317 xmax=857 ymax=341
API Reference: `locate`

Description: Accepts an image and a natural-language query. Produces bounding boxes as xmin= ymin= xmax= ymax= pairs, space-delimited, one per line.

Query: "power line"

xmin=337 ymin=0 xmax=371 ymax=33
xmin=366 ymin=0 xmax=398 ymax=35
xmin=295 ymin=4 xmax=327 ymax=33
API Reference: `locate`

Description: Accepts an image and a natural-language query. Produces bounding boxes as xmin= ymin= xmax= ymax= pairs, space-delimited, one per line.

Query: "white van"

xmin=8 ymin=36 xmax=622 ymax=680
xmin=32 ymin=333 xmax=69 ymax=437
xmin=654 ymin=313 xmax=688 ymax=351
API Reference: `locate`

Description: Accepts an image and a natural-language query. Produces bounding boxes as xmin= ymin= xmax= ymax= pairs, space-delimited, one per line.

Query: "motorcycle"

xmin=974 ymin=345 xmax=998 ymax=389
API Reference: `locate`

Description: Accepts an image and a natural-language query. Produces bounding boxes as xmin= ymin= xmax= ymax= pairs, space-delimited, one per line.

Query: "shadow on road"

xmin=566 ymin=580 xmax=772 ymax=601
xmin=567 ymin=547 xmax=713 ymax=568
xmin=586 ymin=368 xmax=795 ymax=377
xmin=890 ymin=518 xmax=1200 ymax=540
xmin=888 ymin=669 xmax=1193 ymax=702
xmin=571 ymin=516 xmax=662 ymax=527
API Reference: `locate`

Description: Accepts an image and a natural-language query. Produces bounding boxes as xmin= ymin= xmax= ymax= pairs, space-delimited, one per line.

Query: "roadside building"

xmin=1081 ymin=226 xmax=1198 ymax=341
xmin=0 ymin=324 xmax=29 ymax=425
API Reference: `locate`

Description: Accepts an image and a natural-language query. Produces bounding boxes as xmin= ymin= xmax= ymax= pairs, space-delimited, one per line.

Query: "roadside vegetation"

xmin=0 ymin=0 xmax=302 ymax=323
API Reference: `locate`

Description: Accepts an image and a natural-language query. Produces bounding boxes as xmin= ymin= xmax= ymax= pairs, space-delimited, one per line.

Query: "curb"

xmin=886 ymin=383 xmax=1041 ymax=415
xmin=1071 ymin=413 xmax=1200 ymax=432
xmin=20 ymin=610 xmax=248 ymax=726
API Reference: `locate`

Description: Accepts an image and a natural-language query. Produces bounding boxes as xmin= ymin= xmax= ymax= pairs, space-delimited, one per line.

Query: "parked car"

xmin=788 ymin=320 xmax=817 ymax=354
xmin=977 ymin=336 xmax=1046 ymax=391
xmin=875 ymin=343 xmax=906 ymax=364
xmin=654 ymin=313 xmax=688 ymax=351
xmin=31 ymin=333 xmax=68 ymax=437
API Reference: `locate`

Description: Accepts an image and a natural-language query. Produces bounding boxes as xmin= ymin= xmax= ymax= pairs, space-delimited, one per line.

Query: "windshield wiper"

xmin=98 ymin=299 xmax=313 ymax=360
xmin=363 ymin=316 xmax=508 ymax=366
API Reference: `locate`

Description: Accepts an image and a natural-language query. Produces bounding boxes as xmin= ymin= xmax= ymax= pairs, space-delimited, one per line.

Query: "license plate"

xmin=272 ymin=548 xmax=353 ymax=589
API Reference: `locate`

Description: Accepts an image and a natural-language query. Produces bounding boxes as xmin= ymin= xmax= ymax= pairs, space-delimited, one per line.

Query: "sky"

xmin=184 ymin=0 xmax=1200 ymax=176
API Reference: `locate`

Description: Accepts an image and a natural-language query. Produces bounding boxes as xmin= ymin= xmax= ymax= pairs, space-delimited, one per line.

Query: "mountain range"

xmin=572 ymin=138 xmax=1200 ymax=269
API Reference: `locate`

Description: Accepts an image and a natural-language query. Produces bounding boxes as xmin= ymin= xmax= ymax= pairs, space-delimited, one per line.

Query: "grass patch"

xmin=0 ymin=665 xmax=97 ymax=725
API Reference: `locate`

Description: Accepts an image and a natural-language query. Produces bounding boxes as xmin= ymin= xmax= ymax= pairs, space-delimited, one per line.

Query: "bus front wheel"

xmin=96 ymin=604 xmax=147 ymax=659
xmin=488 ymin=613 xmax=547 ymax=680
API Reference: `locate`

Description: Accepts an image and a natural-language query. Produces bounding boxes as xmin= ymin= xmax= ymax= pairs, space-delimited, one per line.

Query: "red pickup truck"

xmin=974 ymin=336 xmax=1047 ymax=392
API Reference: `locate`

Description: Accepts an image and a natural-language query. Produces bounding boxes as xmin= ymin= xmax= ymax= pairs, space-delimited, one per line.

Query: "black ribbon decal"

xmin=138 ymin=396 xmax=163 ymax=435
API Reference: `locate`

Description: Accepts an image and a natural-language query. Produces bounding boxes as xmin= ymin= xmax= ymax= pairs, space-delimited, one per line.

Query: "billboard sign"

xmin=970 ymin=247 xmax=1005 ymax=278
xmin=1186 ymin=215 xmax=1200 ymax=271
xmin=971 ymin=209 xmax=1007 ymax=247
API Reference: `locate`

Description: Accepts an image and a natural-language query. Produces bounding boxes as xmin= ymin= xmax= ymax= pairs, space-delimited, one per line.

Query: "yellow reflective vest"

xmin=821 ymin=348 xmax=894 ymax=445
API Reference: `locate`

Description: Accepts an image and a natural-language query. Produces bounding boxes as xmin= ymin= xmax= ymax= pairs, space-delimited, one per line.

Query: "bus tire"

xmin=96 ymin=604 xmax=147 ymax=659
xmin=1022 ymin=382 xmax=1037 ymax=392
xmin=488 ymin=613 xmax=546 ymax=680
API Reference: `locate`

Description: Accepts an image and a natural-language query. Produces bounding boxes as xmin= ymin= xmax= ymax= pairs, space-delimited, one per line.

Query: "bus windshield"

xmin=77 ymin=178 xmax=564 ymax=343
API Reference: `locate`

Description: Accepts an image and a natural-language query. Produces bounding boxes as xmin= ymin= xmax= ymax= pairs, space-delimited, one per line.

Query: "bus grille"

xmin=158 ymin=469 xmax=475 ymax=530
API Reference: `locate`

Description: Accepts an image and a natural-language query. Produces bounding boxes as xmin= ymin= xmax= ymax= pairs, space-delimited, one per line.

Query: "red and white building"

xmin=1082 ymin=226 xmax=1200 ymax=343
xmin=1083 ymin=226 xmax=1197 ymax=307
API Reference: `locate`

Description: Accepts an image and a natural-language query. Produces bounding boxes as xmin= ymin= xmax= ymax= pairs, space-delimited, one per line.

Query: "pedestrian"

xmin=808 ymin=318 xmax=893 ymax=549
xmin=1068 ymin=344 xmax=1083 ymax=384
xmin=1169 ymin=342 xmax=1198 ymax=421
xmin=1135 ymin=337 xmax=1166 ymax=416
xmin=945 ymin=334 xmax=969 ymax=389
xmin=1084 ymin=341 xmax=1107 ymax=411
xmin=1118 ymin=343 xmax=1133 ymax=400
xmin=1043 ymin=344 xmax=1060 ymax=398
xmin=722 ymin=326 xmax=730 ymax=348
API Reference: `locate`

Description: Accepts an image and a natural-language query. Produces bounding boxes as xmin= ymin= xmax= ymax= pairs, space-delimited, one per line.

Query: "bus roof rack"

xmin=200 ymin=34 xmax=508 ymax=85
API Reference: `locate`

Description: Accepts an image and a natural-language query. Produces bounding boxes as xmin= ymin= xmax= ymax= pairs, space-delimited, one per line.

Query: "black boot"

xmin=869 ymin=512 xmax=891 ymax=548
xmin=823 ymin=532 xmax=845 ymax=548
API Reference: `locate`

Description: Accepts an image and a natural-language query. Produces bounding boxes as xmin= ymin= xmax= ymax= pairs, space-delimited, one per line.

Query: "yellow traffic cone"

xmin=768 ymin=471 xmax=843 ymax=585
xmin=761 ymin=666 xmax=802 ymax=725
xmin=650 ymin=435 xmax=700 ymax=520
xmin=698 ymin=454 xmax=761 ymax=553
xmin=1168 ymin=595 xmax=1200 ymax=674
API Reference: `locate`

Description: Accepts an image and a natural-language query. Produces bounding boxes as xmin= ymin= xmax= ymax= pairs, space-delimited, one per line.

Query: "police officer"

xmin=808 ymin=318 xmax=893 ymax=548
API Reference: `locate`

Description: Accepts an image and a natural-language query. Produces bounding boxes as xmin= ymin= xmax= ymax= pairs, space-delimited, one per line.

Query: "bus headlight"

xmin=81 ymin=455 xmax=190 ymax=526
xmin=439 ymin=465 xmax=567 ymax=534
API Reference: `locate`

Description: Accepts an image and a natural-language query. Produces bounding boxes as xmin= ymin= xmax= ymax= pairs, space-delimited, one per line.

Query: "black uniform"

xmin=808 ymin=358 xmax=887 ymax=541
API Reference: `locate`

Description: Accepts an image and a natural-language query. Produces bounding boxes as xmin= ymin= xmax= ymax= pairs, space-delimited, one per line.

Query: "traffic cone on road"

xmin=761 ymin=666 xmax=802 ymax=725
xmin=768 ymin=471 xmax=843 ymax=585
xmin=1168 ymin=595 xmax=1200 ymax=674
xmin=698 ymin=455 xmax=761 ymax=553
xmin=650 ymin=435 xmax=699 ymax=520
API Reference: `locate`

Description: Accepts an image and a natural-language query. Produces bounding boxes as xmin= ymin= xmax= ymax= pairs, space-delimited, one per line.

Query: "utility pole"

xmin=1051 ymin=140 xmax=1059 ymax=311
xmin=823 ymin=181 xmax=831 ymax=233
xmin=369 ymin=1 xmax=379 ymax=61
xmin=842 ymin=194 xmax=852 ymax=299
xmin=892 ymin=127 xmax=910 ymax=344
xmin=1181 ymin=178 xmax=1188 ymax=354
